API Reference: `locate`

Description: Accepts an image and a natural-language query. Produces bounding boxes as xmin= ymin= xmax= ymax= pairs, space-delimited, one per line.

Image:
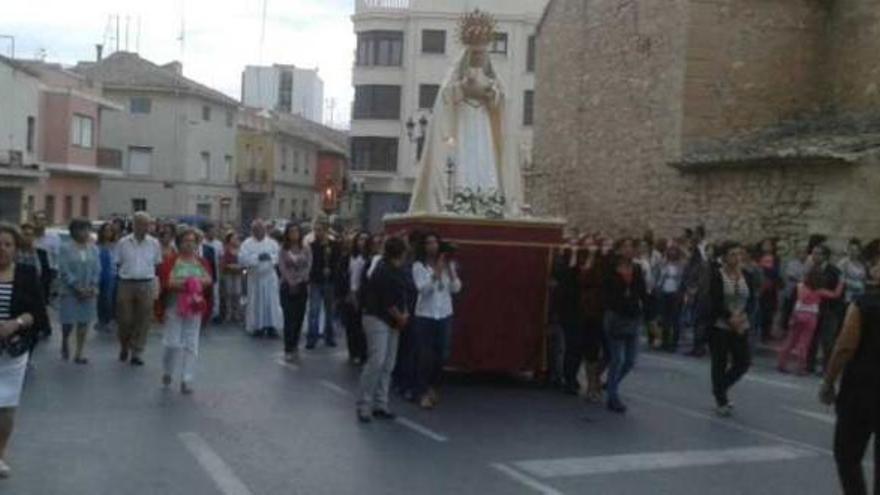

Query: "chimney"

xmin=95 ymin=44 xmax=103 ymax=62
xmin=162 ymin=61 xmax=183 ymax=76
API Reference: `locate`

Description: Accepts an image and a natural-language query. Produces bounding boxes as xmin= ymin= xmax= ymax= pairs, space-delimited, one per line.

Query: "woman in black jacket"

xmin=0 ymin=223 xmax=49 ymax=478
xmin=603 ymin=238 xmax=649 ymax=413
xmin=708 ymin=241 xmax=757 ymax=417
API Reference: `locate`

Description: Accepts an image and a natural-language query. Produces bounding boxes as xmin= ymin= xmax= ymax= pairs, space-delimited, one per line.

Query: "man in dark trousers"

xmin=807 ymin=244 xmax=844 ymax=373
xmin=306 ymin=219 xmax=340 ymax=349
xmin=820 ymin=239 xmax=880 ymax=495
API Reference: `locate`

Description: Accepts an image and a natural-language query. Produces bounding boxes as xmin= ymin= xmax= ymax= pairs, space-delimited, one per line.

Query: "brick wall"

xmin=532 ymin=0 xmax=880 ymax=249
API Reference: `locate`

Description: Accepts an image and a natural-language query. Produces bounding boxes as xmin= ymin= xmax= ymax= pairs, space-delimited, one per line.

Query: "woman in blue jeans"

xmin=603 ymin=238 xmax=649 ymax=413
xmin=412 ymin=233 xmax=462 ymax=410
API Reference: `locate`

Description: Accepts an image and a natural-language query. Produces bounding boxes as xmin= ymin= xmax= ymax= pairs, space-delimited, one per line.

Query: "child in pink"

xmin=777 ymin=267 xmax=843 ymax=374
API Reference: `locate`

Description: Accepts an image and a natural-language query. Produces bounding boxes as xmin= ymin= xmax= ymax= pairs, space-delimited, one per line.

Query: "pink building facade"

xmin=18 ymin=61 xmax=121 ymax=225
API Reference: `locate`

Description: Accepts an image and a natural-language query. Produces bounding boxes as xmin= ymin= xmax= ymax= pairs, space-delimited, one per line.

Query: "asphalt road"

xmin=2 ymin=323 xmax=859 ymax=495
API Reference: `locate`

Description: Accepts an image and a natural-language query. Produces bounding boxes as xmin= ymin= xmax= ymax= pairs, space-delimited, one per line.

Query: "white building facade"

xmin=350 ymin=0 xmax=545 ymax=230
xmin=0 ymin=57 xmax=45 ymax=223
xmin=242 ymin=65 xmax=325 ymax=124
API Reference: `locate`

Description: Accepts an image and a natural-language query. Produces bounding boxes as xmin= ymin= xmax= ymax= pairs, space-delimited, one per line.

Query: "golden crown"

xmin=457 ymin=9 xmax=497 ymax=47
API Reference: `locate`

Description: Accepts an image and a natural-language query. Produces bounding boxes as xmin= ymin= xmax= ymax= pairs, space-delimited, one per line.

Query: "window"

xmin=80 ymin=196 xmax=90 ymax=218
xmin=25 ymin=195 xmax=34 ymax=217
xmin=44 ymin=195 xmax=55 ymax=225
xmin=278 ymin=198 xmax=286 ymax=216
xmin=196 ymin=203 xmax=212 ymax=218
xmin=422 ymin=30 xmax=446 ymax=54
xmin=523 ymin=90 xmax=535 ymax=126
xmin=26 ymin=116 xmax=35 ymax=153
xmin=71 ymin=114 xmax=94 ymax=148
xmin=490 ymin=33 xmax=508 ymax=55
xmin=281 ymin=147 xmax=288 ymax=172
xmin=527 ymin=35 xmax=536 ymax=72
xmin=199 ymin=151 xmax=210 ymax=180
xmin=350 ymin=137 xmax=398 ymax=172
xmin=226 ymin=110 xmax=234 ymax=128
xmin=356 ymin=31 xmax=404 ymax=67
xmin=130 ymin=97 xmax=152 ymax=114
xmin=224 ymin=155 xmax=233 ymax=181
xmin=132 ymin=198 xmax=147 ymax=213
xmin=419 ymin=84 xmax=440 ymax=110
xmin=220 ymin=202 xmax=231 ymax=222
xmin=304 ymin=153 xmax=311 ymax=175
xmin=353 ymin=85 xmax=401 ymax=120
xmin=63 ymin=195 xmax=73 ymax=222
xmin=279 ymin=70 xmax=293 ymax=113
xmin=128 ymin=146 xmax=153 ymax=175
xmin=202 ymin=105 xmax=211 ymax=122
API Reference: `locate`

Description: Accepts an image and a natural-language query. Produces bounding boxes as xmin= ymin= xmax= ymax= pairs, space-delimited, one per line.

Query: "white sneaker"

xmin=0 ymin=459 xmax=12 ymax=478
xmin=715 ymin=405 xmax=733 ymax=417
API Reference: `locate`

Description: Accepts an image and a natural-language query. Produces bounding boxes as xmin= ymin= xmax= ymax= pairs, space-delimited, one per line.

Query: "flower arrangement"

xmin=449 ymin=187 xmax=506 ymax=218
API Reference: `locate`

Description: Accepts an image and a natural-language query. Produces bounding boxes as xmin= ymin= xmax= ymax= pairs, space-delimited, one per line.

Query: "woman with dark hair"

xmin=157 ymin=227 xmax=212 ymax=394
xmin=778 ymin=264 xmax=843 ymax=374
xmin=820 ymin=239 xmax=880 ymax=495
xmin=221 ymin=232 xmax=243 ymax=324
xmin=57 ymin=219 xmax=100 ymax=364
xmin=278 ymin=224 xmax=311 ymax=361
xmin=412 ymin=232 xmax=461 ymax=409
xmin=344 ymin=232 xmax=371 ymax=365
xmin=0 ymin=223 xmax=49 ymax=477
xmin=96 ymin=222 xmax=119 ymax=333
xmin=577 ymin=236 xmax=605 ymax=402
xmin=757 ymin=238 xmax=781 ymax=343
xmin=708 ymin=241 xmax=757 ymax=417
xmin=603 ymin=238 xmax=649 ymax=413
xmin=838 ymin=238 xmax=868 ymax=306
xmin=656 ymin=242 xmax=686 ymax=352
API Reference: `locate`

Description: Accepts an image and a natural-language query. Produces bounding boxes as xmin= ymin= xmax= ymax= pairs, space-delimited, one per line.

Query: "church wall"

xmin=531 ymin=0 xmax=880 ymax=249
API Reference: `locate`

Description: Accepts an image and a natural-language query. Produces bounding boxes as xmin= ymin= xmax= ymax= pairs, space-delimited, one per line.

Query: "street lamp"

xmin=405 ymin=113 xmax=430 ymax=162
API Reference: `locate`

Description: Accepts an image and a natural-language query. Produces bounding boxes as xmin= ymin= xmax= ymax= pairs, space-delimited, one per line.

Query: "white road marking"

xmin=395 ymin=417 xmax=449 ymax=443
xmin=513 ymin=445 xmax=817 ymax=479
xmin=490 ymin=463 xmax=564 ymax=495
xmin=742 ymin=374 xmax=806 ymax=391
xmin=179 ymin=432 xmax=254 ymax=495
xmin=319 ymin=380 xmax=353 ymax=397
xmin=784 ymin=407 xmax=836 ymax=425
xmin=625 ymin=392 xmax=833 ymax=456
xmin=640 ymin=353 xmax=808 ymax=391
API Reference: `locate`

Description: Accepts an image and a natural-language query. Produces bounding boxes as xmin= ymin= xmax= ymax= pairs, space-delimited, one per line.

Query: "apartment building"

xmin=242 ymin=65 xmax=325 ymax=124
xmin=350 ymin=0 xmax=547 ymax=230
xmin=75 ymin=52 xmax=240 ymax=223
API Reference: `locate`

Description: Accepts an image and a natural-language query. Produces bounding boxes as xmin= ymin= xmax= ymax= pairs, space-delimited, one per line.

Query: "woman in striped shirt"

xmin=0 ymin=223 xmax=49 ymax=478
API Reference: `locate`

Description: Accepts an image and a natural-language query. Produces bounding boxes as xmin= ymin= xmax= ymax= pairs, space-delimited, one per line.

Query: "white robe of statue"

xmin=409 ymin=49 xmax=524 ymax=217
xmin=239 ymin=236 xmax=283 ymax=333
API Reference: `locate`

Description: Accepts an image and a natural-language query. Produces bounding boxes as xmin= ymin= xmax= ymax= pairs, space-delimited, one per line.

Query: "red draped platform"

xmin=384 ymin=213 xmax=565 ymax=376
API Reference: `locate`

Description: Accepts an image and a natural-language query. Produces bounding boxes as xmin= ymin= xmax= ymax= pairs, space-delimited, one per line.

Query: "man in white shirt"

xmin=115 ymin=212 xmax=162 ymax=366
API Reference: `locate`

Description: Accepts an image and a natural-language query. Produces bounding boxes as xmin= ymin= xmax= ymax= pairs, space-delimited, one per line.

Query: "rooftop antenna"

xmin=136 ymin=16 xmax=141 ymax=53
xmin=258 ymin=0 xmax=268 ymax=64
xmin=115 ymin=15 xmax=120 ymax=52
xmin=125 ymin=15 xmax=130 ymax=51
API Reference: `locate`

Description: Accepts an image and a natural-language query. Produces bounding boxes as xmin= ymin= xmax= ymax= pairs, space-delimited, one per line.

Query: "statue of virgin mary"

xmin=409 ymin=9 xmax=524 ymax=218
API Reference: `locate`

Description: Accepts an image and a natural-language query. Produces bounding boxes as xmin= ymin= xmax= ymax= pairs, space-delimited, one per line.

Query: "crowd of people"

xmin=0 ymin=214 xmax=876 ymax=492
xmin=548 ymin=227 xmax=879 ymax=416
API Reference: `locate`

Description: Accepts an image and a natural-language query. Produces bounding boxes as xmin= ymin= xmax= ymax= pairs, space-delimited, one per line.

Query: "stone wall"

xmin=531 ymin=0 xmax=880 ymax=249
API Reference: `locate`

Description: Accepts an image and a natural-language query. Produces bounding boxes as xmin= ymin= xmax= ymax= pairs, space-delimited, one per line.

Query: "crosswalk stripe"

xmin=513 ymin=445 xmax=817 ymax=479
xmin=783 ymin=407 xmax=835 ymax=425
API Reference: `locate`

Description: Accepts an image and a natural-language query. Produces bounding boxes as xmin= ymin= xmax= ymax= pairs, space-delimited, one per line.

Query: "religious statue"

xmin=409 ymin=9 xmax=525 ymax=218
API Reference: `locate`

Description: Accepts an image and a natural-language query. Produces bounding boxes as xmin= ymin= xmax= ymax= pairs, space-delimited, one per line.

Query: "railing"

xmin=356 ymin=0 xmax=411 ymax=13
xmin=237 ymin=168 xmax=272 ymax=194
xmin=97 ymin=147 xmax=122 ymax=169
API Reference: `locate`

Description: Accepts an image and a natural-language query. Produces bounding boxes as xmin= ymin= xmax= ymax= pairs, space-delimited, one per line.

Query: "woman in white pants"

xmin=157 ymin=228 xmax=212 ymax=395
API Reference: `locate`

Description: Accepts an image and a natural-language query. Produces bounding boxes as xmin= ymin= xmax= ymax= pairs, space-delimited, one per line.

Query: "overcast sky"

xmin=0 ymin=0 xmax=355 ymax=128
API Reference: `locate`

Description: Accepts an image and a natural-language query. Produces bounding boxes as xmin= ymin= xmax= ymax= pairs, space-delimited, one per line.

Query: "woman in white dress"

xmin=0 ymin=223 xmax=49 ymax=478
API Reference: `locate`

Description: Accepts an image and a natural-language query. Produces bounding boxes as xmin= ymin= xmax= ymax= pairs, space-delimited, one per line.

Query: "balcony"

xmin=237 ymin=168 xmax=273 ymax=195
xmin=356 ymin=0 xmax=411 ymax=13
xmin=0 ymin=149 xmax=45 ymax=180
